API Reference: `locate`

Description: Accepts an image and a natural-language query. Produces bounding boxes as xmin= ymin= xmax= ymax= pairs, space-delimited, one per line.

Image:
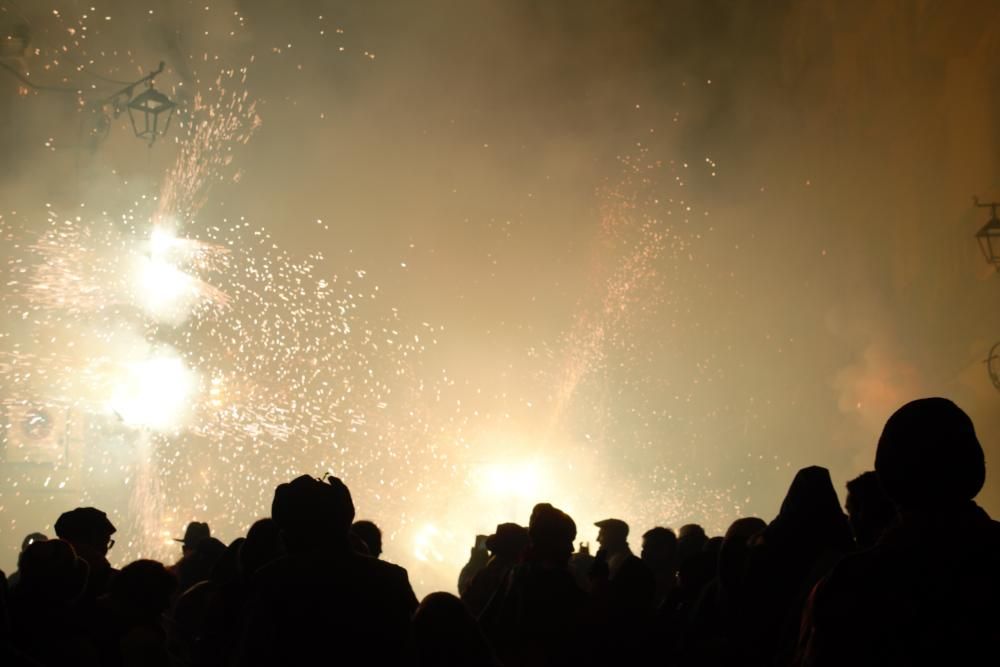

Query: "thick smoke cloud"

xmin=2 ymin=1 xmax=999 ymax=592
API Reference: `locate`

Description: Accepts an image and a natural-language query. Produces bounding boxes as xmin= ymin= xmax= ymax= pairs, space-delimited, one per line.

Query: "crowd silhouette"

xmin=1 ymin=397 xmax=998 ymax=666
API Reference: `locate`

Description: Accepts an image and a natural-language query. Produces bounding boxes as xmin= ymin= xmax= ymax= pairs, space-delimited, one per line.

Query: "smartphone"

xmin=475 ymin=534 xmax=488 ymax=550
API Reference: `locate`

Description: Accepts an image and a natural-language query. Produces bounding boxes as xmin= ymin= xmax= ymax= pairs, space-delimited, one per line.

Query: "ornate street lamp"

xmin=1 ymin=57 xmax=176 ymax=147
xmin=127 ymin=85 xmax=176 ymax=146
xmin=987 ymin=342 xmax=1000 ymax=392
xmin=973 ymin=197 xmax=1000 ymax=271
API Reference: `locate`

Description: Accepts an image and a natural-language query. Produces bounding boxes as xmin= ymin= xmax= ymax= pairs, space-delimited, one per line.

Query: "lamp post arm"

xmin=0 ymin=60 xmax=79 ymax=93
xmin=973 ymin=197 xmax=1000 ymax=220
xmin=95 ymin=61 xmax=166 ymax=108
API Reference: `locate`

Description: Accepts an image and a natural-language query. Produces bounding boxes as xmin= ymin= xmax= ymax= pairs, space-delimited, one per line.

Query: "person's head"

xmin=485 ymin=523 xmax=530 ymax=561
xmin=16 ymin=538 xmax=88 ymax=604
xmin=676 ymin=523 xmax=708 ymax=567
xmin=528 ymin=503 xmax=576 ymax=566
xmin=779 ymin=466 xmax=844 ymax=521
xmin=20 ymin=532 xmax=47 ymax=553
xmin=845 ymin=471 xmax=897 ymax=548
xmin=175 ymin=521 xmax=211 ymax=558
xmin=703 ymin=536 xmax=724 ymax=559
xmin=723 ymin=517 xmax=766 ymax=545
xmin=240 ymin=518 xmax=283 ymax=577
xmin=412 ymin=592 xmax=495 ymax=666
xmin=594 ymin=518 xmax=630 ymax=553
xmin=875 ymin=398 xmax=984 ymax=512
xmin=718 ymin=517 xmax=767 ymax=591
xmin=271 ymin=474 xmax=355 ymax=553
xmin=351 ymin=520 xmax=383 ymax=558
xmin=769 ymin=466 xmax=853 ymax=551
xmin=211 ymin=538 xmax=245 ymax=585
xmin=110 ymin=560 xmax=177 ymax=621
xmin=641 ymin=527 xmax=677 ymax=567
xmin=678 ymin=524 xmax=706 ymax=541
xmin=54 ymin=507 xmax=116 ymax=563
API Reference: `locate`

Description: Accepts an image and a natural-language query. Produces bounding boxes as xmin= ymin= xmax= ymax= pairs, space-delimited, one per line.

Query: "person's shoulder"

xmin=356 ymin=556 xmax=413 ymax=588
xmin=624 ymin=552 xmax=647 ymax=566
xmin=360 ymin=554 xmax=406 ymax=575
xmin=622 ymin=552 xmax=654 ymax=575
xmin=815 ymin=544 xmax=892 ymax=598
xmin=250 ymin=552 xmax=297 ymax=589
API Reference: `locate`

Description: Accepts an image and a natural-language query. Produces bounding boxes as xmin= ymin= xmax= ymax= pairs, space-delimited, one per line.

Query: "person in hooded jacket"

xmin=795 ymin=398 xmax=1000 ymax=667
xmin=737 ymin=466 xmax=853 ymax=666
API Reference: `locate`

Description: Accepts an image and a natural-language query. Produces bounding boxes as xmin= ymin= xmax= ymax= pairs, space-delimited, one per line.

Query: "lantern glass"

xmin=976 ymin=217 xmax=1000 ymax=269
xmin=127 ymin=87 xmax=176 ymax=144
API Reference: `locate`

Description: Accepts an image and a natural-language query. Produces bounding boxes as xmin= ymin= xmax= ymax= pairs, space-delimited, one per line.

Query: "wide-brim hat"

xmin=485 ymin=523 xmax=529 ymax=555
xmin=174 ymin=521 xmax=211 ymax=547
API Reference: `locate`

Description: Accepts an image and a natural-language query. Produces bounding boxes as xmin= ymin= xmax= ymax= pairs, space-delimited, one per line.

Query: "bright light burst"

xmin=476 ymin=461 xmax=544 ymax=500
xmin=108 ymin=350 xmax=198 ymax=432
xmin=0 ymin=7 xmax=754 ymax=598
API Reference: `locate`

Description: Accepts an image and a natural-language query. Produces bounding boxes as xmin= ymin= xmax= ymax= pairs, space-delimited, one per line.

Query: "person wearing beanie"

xmin=796 ymin=398 xmax=1000 ymax=666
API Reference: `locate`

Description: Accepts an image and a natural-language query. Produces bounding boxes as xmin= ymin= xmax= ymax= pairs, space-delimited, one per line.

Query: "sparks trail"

xmin=550 ymin=150 xmax=682 ymax=429
xmin=0 ymin=63 xmax=432 ymax=566
xmin=157 ymin=67 xmax=261 ymax=222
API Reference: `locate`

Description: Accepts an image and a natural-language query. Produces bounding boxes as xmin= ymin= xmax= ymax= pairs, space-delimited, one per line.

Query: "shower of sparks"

xmin=0 ymin=5 xmax=760 ymax=597
xmin=157 ymin=67 xmax=260 ymax=223
xmin=0 ymin=63 xmax=437 ymax=566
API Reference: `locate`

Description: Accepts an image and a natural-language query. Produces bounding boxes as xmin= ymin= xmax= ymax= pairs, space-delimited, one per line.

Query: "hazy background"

xmin=2 ymin=0 xmax=999 ymax=594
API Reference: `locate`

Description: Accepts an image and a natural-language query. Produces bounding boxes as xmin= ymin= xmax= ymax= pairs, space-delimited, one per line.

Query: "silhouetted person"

xmin=739 ymin=467 xmax=853 ymax=666
xmin=482 ymin=503 xmax=587 ymax=667
xmin=168 ymin=539 xmax=243 ymax=667
xmin=591 ymin=518 xmax=656 ymax=611
xmin=9 ymin=538 xmax=97 ymax=665
xmin=641 ymin=526 xmax=678 ymax=606
xmin=589 ymin=518 xmax=655 ymax=663
xmin=412 ymin=592 xmax=501 ymax=667
xmin=352 ymin=520 xmax=383 ymax=559
xmin=687 ymin=517 xmax=766 ymax=665
xmin=5 ymin=533 xmax=47 ymax=592
xmin=239 ymin=518 xmax=283 ymax=578
xmin=676 ymin=523 xmax=708 ymax=571
xmin=54 ymin=507 xmax=118 ymax=604
xmin=176 ymin=536 xmax=226 ymax=595
xmin=0 ymin=568 xmax=8 ymax=641
xmin=844 ymin=471 xmax=896 ymax=549
xmin=175 ymin=522 xmax=211 ymax=559
xmin=170 ymin=521 xmax=211 ymax=586
xmin=458 ymin=534 xmax=490 ymax=596
xmin=462 ymin=523 xmax=529 ymax=616
xmin=704 ymin=535 xmax=724 ymax=559
xmin=91 ymin=559 xmax=176 ymax=667
xmin=235 ymin=474 xmax=418 ymax=666
xmin=0 ymin=569 xmax=33 ymax=666
xmin=796 ymin=398 xmax=1000 ymax=666
xmin=568 ymin=541 xmax=596 ymax=593
xmin=659 ymin=546 xmax=718 ymax=660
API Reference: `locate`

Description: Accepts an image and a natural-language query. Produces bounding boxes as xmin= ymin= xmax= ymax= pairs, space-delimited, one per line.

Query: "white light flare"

xmin=149 ymin=225 xmax=183 ymax=258
xmin=108 ymin=351 xmax=198 ymax=432
xmin=477 ymin=461 xmax=544 ymax=500
xmin=413 ymin=523 xmax=452 ymax=563
xmin=131 ymin=227 xmax=199 ymax=324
